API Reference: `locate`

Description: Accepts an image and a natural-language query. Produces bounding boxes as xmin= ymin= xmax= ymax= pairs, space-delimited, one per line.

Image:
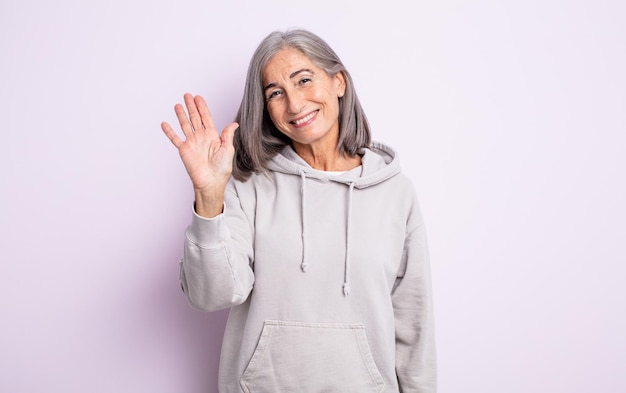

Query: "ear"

xmin=334 ymin=71 xmax=346 ymax=97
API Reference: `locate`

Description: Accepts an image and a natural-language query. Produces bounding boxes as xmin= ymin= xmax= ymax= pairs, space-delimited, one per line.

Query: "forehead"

xmin=262 ymin=47 xmax=318 ymax=83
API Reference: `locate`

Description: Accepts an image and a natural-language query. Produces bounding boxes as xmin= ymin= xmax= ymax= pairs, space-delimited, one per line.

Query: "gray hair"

xmin=232 ymin=28 xmax=371 ymax=181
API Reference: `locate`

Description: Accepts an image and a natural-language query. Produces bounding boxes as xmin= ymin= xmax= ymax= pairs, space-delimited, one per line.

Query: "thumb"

xmin=221 ymin=122 xmax=239 ymax=148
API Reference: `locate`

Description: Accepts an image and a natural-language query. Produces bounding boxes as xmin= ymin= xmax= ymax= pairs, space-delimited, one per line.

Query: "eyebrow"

xmin=263 ymin=68 xmax=315 ymax=92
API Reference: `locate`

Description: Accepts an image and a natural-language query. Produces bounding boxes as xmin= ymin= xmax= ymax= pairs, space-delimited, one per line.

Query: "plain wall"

xmin=1 ymin=0 xmax=624 ymax=392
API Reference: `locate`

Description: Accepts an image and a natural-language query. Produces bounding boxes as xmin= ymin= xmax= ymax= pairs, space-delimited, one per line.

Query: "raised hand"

xmin=161 ymin=93 xmax=238 ymax=217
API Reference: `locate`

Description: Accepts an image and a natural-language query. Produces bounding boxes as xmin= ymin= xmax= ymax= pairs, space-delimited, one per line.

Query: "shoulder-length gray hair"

xmin=232 ymin=28 xmax=371 ymax=181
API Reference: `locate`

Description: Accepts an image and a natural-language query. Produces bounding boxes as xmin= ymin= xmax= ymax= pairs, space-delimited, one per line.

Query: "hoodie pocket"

xmin=240 ymin=320 xmax=385 ymax=393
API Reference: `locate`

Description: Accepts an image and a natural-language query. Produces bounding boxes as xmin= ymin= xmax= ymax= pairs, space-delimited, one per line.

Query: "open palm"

xmin=161 ymin=93 xmax=238 ymax=194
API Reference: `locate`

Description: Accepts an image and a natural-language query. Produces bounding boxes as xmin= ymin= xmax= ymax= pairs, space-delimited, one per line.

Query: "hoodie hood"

xmin=265 ymin=141 xmax=401 ymax=296
xmin=266 ymin=141 xmax=402 ymax=188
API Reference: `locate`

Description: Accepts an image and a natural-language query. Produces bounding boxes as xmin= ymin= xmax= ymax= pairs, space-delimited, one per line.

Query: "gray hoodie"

xmin=180 ymin=142 xmax=436 ymax=393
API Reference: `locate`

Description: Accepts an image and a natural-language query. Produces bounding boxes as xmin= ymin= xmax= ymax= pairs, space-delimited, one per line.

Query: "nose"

xmin=286 ymin=90 xmax=305 ymax=114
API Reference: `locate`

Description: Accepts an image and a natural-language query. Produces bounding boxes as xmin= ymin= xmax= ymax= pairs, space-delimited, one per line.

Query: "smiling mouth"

xmin=291 ymin=110 xmax=318 ymax=126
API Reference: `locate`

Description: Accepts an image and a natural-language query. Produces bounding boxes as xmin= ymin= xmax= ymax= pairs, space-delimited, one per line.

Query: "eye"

xmin=299 ymin=77 xmax=312 ymax=85
xmin=266 ymin=89 xmax=283 ymax=102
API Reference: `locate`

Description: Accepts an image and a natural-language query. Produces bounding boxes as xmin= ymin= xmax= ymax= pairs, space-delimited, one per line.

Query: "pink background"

xmin=1 ymin=0 xmax=624 ymax=392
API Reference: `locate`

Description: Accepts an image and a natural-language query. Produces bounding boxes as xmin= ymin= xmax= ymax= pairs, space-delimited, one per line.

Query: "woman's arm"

xmin=393 ymin=218 xmax=437 ymax=392
xmin=162 ymin=94 xmax=254 ymax=311
xmin=179 ymin=180 xmax=255 ymax=311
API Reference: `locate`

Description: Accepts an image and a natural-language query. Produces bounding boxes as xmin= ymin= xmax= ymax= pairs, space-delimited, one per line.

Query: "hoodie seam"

xmin=185 ymin=234 xmax=228 ymax=250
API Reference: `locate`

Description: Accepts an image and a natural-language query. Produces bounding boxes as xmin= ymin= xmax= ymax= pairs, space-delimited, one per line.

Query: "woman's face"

xmin=262 ymin=47 xmax=345 ymax=151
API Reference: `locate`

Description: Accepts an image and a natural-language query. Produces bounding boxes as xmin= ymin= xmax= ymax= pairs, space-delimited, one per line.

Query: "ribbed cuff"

xmin=186 ymin=203 xmax=228 ymax=247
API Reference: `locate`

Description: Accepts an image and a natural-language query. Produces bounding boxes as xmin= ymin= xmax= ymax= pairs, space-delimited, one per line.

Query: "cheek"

xmin=266 ymin=105 xmax=292 ymax=135
xmin=322 ymin=90 xmax=340 ymax=113
xmin=317 ymin=86 xmax=339 ymax=107
xmin=315 ymin=87 xmax=333 ymax=101
xmin=266 ymin=104 xmax=282 ymax=124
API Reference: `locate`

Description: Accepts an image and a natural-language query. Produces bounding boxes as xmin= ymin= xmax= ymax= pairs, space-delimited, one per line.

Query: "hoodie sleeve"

xmin=179 ymin=181 xmax=255 ymax=312
xmin=392 ymin=218 xmax=437 ymax=392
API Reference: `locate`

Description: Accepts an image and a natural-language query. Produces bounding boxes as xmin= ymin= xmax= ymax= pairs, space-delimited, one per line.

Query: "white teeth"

xmin=293 ymin=112 xmax=315 ymax=125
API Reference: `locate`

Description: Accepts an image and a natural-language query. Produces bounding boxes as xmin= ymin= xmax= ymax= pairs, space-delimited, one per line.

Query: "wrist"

xmin=193 ymin=187 xmax=225 ymax=218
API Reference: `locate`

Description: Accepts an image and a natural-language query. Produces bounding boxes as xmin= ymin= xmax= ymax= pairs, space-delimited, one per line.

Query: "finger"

xmin=174 ymin=103 xmax=193 ymax=137
xmin=161 ymin=121 xmax=183 ymax=148
xmin=221 ymin=122 xmax=239 ymax=148
xmin=183 ymin=93 xmax=203 ymax=132
xmin=194 ymin=95 xmax=217 ymax=133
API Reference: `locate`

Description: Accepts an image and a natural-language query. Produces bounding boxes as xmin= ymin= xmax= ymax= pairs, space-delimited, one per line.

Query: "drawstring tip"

xmin=343 ymin=283 xmax=351 ymax=296
xmin=300 ymin=263 xmax=309 ymax=273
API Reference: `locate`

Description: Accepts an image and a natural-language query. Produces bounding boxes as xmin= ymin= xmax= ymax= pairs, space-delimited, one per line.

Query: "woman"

xmin=161 ymin=28 xmax=436 ymax=393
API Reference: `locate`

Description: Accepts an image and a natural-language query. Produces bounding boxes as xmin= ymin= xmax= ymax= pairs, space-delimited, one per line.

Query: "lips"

xmin=291 ymin=110 xmax=318 ymax=127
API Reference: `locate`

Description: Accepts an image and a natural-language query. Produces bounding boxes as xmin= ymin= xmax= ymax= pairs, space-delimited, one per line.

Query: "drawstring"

xmin=298 ymin=170 xmax=354 ymax=297
xmin=299 ymin=170 xmax=308 ymax=273
xmin=343 ymin=182 xmax=355 ymax=296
